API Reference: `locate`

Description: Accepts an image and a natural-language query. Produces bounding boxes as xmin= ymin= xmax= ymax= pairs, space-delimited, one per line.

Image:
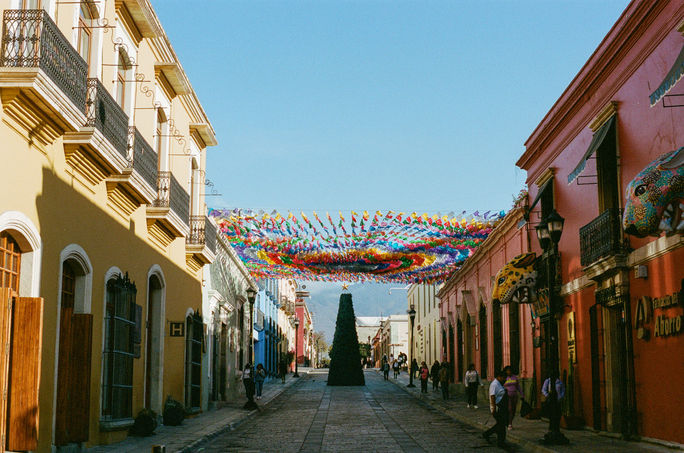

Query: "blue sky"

xmin=151 ymin=0 xmax=630 ymax=338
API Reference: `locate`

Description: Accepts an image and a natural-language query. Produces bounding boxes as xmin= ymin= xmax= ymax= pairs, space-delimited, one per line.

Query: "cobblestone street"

xmin=197 ymin=369 xmax=511 ymax=453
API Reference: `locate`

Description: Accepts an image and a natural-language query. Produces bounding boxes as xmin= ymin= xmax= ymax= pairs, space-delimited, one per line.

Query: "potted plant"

xmin=130 ymin=408 xmax=157 ymax=436
xmin=163 ymin=395 xmax=186 ymax=426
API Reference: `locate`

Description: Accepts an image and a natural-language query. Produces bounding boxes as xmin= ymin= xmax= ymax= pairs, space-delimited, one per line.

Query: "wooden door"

xmin=6 ymin=296 xmax=43 ymax=452
xmin=0 ymin=290 xmax=13 ymax=453
xmin=55 ymin=311 xmax=92 ymax=445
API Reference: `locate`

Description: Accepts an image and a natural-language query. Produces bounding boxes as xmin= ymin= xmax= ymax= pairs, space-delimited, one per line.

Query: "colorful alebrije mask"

xmin=623 ymin=147 xmax=684 ymax=238
xmin=491 ymin=253 xmax=537 ymax=304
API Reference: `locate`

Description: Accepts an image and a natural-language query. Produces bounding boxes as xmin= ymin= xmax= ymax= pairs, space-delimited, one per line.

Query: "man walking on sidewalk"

xmin=482 ymin=369 xmax=508 ymax=448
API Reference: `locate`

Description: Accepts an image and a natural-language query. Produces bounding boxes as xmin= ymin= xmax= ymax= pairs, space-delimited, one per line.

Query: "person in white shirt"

xmin=482 ymin=369 xmax=508 ymax=447
xmin=463 ymin=363 xmax=482 ymax=408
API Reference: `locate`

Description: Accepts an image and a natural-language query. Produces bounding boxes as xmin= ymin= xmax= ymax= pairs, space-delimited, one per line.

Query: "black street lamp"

xmin=535 ymin=209 xmax=569 ymax=445
xmin=244 ymin=287 xmax=258 ymax=410
xmin=293 ymin=317 xmax=300 ymax=377
xmin=407 ymin=304 xmax=417 ymax=388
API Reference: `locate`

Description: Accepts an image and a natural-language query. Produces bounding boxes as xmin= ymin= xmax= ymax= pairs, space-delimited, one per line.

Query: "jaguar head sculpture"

xmin=623 ymin=147 xmax=684 ymax=238
xmin=491 ymin=253 xmax=537 ymax=305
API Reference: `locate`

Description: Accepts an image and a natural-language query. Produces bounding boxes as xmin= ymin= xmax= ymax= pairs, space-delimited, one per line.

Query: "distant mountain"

xmin=302 ymin=281 xmax=409 ymax=345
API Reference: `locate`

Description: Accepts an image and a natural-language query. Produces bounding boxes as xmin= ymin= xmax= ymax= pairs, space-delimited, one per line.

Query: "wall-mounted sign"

xmin=634 ymin=292 xmax=683 ymax=340
xmin=567 ymin=312 xmax=577 ymax=363
xmin=169 ymin=322 xmax=185 ymax=337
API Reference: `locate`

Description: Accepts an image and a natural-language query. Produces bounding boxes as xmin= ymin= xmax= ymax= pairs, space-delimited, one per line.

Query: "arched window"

xmin=0 ymin=232 xmax=21 ymax=294
xmin=101 ymin=273 xmax=136 ymax=421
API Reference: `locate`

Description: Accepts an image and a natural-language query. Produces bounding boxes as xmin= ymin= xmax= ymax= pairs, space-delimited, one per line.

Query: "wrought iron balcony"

xmin=1 ymin=9 xmax=88 ymax=112
xmin=128 ymin=126 xmax=158 ymax=191
xmin=205 ymin=217 xmax=217 ymax=254
xmin=170 ymin=174 xmax=189 ymax=225
xmin=153 ymin=171 xmax=171 ymax=208
xmin=187 ymin=216 xmax=206 ymax=246
xmin=579 ymin=207 xmax=624 ymax=267
xmin=86 ymin=78 xmax=129 ymax=159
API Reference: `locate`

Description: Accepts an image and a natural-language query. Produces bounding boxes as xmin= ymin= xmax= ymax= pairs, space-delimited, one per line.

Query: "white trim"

xmin=51 ymin=243 xmax=93 ymax=446
xmin=0 ymin=210 xmax=42 ymax=297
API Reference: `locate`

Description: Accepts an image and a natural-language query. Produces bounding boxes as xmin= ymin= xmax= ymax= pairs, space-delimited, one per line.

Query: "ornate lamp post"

xmin=535 ymin=209 xmax=568 ymax=445
xmin=293 ymin=317 xmax=300 ymax=377
xmin=246 ymin=287 xmax=257 ymax=366
xmin=407 ymin=304 xmax=417 ymax=388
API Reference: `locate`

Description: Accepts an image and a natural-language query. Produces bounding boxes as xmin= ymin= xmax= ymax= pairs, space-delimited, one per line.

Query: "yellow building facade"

xmin=0 ymin=0 xmax=217 ymax=450
xmin=408 ymin=284 xmax=441 ymax=367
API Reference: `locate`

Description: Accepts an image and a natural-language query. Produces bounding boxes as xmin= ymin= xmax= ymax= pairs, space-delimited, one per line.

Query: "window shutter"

xmin=6 ymin=297 xmax=43 ymax=452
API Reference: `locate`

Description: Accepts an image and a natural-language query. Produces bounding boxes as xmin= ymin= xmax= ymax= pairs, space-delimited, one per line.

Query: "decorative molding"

xmin=589 ymin=101 xmax=618 ymax=132
xmin=534 ymin=167 xmax=555 ymax=188
xmin=65 ymin=146 xmax=110 ymax=187
xmin=147 ymin=220 xmax=174 ymax=250
xmin=628 ymin=233 xmax=683 ymax=266
xmin=106 ymin=183 xmax=139 ymax=219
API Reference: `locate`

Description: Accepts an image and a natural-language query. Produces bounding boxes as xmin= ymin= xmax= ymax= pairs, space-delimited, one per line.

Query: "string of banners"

xmin=209 ymin=209 xmax=506 ymax=283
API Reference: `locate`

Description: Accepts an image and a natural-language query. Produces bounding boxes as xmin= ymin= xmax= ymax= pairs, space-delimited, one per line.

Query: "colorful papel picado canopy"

xmin=209 ymin=209 xmax=505 ymax=283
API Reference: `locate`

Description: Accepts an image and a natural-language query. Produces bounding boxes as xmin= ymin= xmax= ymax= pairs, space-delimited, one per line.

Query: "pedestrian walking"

xmin=542 ymin=372 xmax=566 ymax=436
xmin=242 ymin=363 xmax=256 ymax=407
xmin=393 ymin=359 xmax=400 ymax=378
xmin=411 ymin=358 xmax=419 ymax=379
xmin=279 ymin=359 xmax=288 ymax=383
xmin=419 ymin=361 xmax=430 ymax=394
xmin=464 ymin=363 xmax=482 ymax=408
xmin=439 ymin=362 xmax=450 ymax=400
xmin=504 ymin=365 xmax=523 ymax=429
xmin=482 ymin=369 xmax=508 ymax=448
xmin=430 ymin=360 xmax=441 ymax=391
xmin=254 ymin=363 xmax=266 ymax=400
xmin=383 ymin=360 xmax=390 ymax=381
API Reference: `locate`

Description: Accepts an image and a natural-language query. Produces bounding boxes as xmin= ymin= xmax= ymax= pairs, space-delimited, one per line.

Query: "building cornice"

xmin=517 ymin=0 xmax=681 ymax=177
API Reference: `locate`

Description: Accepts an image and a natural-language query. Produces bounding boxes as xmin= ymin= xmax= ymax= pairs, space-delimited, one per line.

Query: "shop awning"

xmin=567 ymin=115 xmax=616 ymax=184
xmin=650 ymin=42 xmax=684 ymax=106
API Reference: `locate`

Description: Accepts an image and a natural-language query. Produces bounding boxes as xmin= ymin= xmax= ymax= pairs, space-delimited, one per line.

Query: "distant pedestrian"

xmin=383 ymin=360 xmax=390 ymax=381
xmin=419 ymin=361 xmax=430 ymax=394
xmin=279 ymin=359 xmax=288 ymax=383
xmin=255 ymin=363 xmax=266 ymax=400
xmin=242 ymin=363 xmax=255 ymax=405
xmin=439 ymin=362 xmax=450 ymax=400
xmin=430 ymin=361 xmax=441 ymax=391
xmin=393 ymin=359 xmax=400 ymax=378
xmin=504 ymin=365 xmax=523 ymax=429
xmin=464 ymin=363 xmax=482 ymax=408
xmin=411 ymin=358 xmax=419 ymax=379
xmin=482 ymin=369 xmax=508 ymax=448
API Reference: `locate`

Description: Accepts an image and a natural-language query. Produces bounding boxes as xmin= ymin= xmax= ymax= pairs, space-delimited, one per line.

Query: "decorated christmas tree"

xmin=327 ymin=293 xmax=365 ymax=386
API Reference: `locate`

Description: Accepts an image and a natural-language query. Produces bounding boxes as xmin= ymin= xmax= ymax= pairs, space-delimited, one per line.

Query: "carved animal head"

xmin=623 ymin=147 xmax=684 ymax=238
xmin=491 ymin=253 xmax=537 ymax=304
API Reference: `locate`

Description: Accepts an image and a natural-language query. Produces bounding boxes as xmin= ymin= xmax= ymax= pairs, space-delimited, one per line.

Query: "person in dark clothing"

xmin=411 ymin=358 xmax=419 ymax=379
xmin=439 ymin=362 xmax=450 ymax=400
xmin=482 ymin=368 xmax=508 ymax=447
xmin=430 ymin=360 xmax=441 ymax=391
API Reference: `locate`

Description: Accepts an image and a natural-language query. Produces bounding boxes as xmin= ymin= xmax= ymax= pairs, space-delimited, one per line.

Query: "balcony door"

xmin=145 ymin=274 xmax=164 ymax=413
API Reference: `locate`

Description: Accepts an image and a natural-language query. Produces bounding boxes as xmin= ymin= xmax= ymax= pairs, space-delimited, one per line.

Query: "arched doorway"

xmin=456 ymin=319 xmax=464 ymax=382
xmin=145 ymin=272 xmax=164 ymax=412
xmin=479 ymin=304 xmax=488 ymax=379
xmin=509 ymin=302 xmax=521 ymax=373
xmin=55 ymin=252 xmax=93 ymax=447
xmin=448 ymin=324 xmax=455 ymax=382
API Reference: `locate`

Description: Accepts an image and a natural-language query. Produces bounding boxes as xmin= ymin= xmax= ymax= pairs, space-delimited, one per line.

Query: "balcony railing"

xmin=1 ymin=9 xmax=88 ymax=112
xmin=128 ymin=126 xmax=158 ymax=190
xmin=187 ymin=216 xmax=205 ymax=245
xmin=170 ymin=174 xmax=189 ymax=225
xmin=86 ymin=78 xmax=129 ymax=159
xmin=153 ymin=172 xmax=189 ymax=225
xmin=205 ymin=217 xmax=217 ymax=254
xmin=579 ymin=207 xmax=623 ymax=267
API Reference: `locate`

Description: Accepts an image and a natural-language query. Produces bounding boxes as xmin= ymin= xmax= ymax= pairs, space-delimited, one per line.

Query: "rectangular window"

xmin=102 ymin=274 xmax=136 ymax=421
xmin=77 ymin=4 xmax=92 ymax=68
xmin=116 ymin=52 xmax=128 ymax=109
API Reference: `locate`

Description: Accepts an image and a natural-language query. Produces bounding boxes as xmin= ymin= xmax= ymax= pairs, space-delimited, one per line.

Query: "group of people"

xmin=241 ymin=360 xmax=293 ymax=404
xmin=380 ymin=353 xmax=408 ymax=380
xmin=417 ymin=360 xmax=451 ymax=400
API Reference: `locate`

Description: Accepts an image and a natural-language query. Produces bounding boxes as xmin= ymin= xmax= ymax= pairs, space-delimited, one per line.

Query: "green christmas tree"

xmin=327 ymin=293 xmax=365 ymax=386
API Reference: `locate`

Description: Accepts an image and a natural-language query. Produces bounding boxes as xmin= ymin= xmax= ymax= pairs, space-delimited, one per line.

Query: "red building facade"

xmin=517 ymin=0 xmax=684 ymax=444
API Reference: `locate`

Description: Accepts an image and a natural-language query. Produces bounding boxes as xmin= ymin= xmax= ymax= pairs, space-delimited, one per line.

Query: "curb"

xmin=378 ymin=371 xmax=556 ymax=453
xmin=178 ymin=373 xmax=308 ymax=453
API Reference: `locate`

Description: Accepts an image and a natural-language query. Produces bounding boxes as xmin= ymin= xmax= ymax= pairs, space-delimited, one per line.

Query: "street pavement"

xmin=197 ymin=369 xmax=515 ymax=453
xmin=385 ymin=369 xmax=674 ymax=453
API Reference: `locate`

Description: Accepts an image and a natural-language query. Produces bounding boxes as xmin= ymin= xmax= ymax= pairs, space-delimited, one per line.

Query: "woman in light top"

xmin=503 ymin=365 xmax=523 ymax=429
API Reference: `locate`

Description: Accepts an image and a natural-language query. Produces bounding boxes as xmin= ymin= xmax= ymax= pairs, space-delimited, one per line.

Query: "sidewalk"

xmin=88 ymin=370 xmax=309 ymax=453
xmin=378 ymin=370 xmax=680 ymax=453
